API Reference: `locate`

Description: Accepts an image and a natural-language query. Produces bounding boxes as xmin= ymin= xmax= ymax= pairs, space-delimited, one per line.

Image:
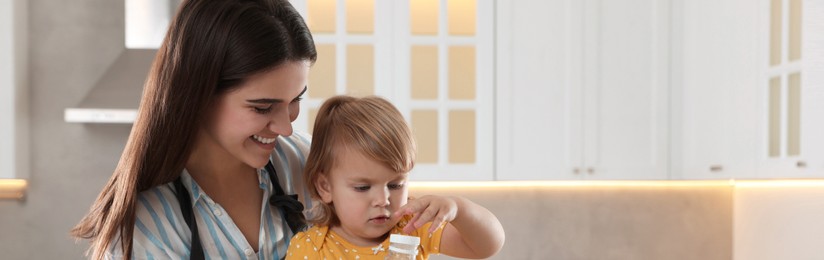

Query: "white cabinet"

xmin=673 ymin=0 xmax=761 ymax=179
xmin=0 ymin=0 xmax=29 ymax=181
xmin=757 ymin=0 xmax=824 ymax=178
xmin=799 ymin=0 xmax=824 ymax=177
xmin=676 ymin=0 xmax=824 ymax=179
xmin=293 ymin=0 xmax=495 ymax=181
xmin=496 ymin=0 xmax=670 ymax=180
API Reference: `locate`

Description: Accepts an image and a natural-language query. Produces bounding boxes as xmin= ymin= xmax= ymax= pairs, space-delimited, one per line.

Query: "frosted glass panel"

xmin=410 ymin=0 xmax=439 ymax=35
xmin=448 ymin=0 xmax=476 ymax=36
xmin=788 ymin=73 xmax=801 ymax=156
xmin=448 ymin=46 xmax=475 ymax=100
xmin=770 ymin=0 xmax=782 ymax=66
xmin=308 ymin=0 xmax=336 ymax=33
xmin=449 ymin=110 xmax=475 ymax=163
xmin=346 ymin=45 xmax=374 ymax=96
xmin=411 ymin=46 xmax=439 ymax=100
xmin=412 ymin=110 xmax=439 ymax=164
xmin=309 ymin=44 xmax=336 ymax=98
xmin=789 ymin=0 xmax=802 ymax=61
xmin=769 ymin=77 xmax=781 ymax=157
xmin=347 ymin=0 xmax=374 ymax=34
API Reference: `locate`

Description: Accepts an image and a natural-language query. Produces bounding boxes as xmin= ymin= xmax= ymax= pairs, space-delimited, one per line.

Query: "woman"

xmin=71 ymin=0 xmax=316 ymax=258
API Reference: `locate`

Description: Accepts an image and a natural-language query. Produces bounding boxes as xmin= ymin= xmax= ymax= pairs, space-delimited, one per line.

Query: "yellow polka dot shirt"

xmin=285 ymin=216 xmax=444 ymax=260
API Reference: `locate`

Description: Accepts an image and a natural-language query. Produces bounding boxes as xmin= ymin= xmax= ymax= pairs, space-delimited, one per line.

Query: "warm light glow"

xmin=0 ymin=179 xmax=27 ymax=199
xmin=733 ymin=180 xmax=824 ymax=188
xmin=410 ymin=180 xmax=734 ymax=188
xmin=409 ymin=179 xmax=824 ymax=189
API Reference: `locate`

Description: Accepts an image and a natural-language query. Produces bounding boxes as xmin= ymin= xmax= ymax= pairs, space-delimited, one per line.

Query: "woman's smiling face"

xmin=200 ymin=60 xmax=309 ymax=169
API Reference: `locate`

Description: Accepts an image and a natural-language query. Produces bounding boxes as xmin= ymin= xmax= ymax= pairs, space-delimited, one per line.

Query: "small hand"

xmin=392 ymin=195 xmax=458 ymax=234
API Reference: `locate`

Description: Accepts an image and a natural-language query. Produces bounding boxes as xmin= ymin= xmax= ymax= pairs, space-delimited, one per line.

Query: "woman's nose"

xmin=268 ymin=108 xmax=293 ymax=136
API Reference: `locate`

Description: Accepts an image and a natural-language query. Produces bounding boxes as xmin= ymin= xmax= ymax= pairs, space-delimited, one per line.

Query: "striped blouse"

xmin=106 ymin=132 xmax=314 ymax=260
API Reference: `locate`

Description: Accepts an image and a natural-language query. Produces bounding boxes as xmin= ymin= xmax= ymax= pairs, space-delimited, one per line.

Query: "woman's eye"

xmin=291 ymin=97 xmax=304 ymax=103
xmin=388 ymin=183 xmax=404 ymax=190
xmin=253 ymin=106 xmax=273 ymax=114
xmin=354 ymin=186 xmax=370 ymax=192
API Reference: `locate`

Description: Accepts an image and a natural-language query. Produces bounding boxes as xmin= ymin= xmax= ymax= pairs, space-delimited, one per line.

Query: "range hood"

xmin=64 ymin=49 xmax=156 ymax=123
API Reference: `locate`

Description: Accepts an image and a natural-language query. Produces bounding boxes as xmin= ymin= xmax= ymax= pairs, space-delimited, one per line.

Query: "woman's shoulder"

xmin=271 ymin=132 xmax=311 ymax=171
xmin=275 ymin=132 xmax=311 ymax=155
xmin=133 ymin=182 xmax=185 ymax=231
xmin=128 ymin=182 xmax=189 ymax=258
xmin=135 ymin=182 xmax=181 ymax=215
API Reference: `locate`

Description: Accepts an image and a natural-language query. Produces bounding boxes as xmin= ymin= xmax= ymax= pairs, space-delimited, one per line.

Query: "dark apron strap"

xmin=174 ymin=160 xmax=306 ymax=260
xmin=174 ymin=177 xmax=205 ymax=260
xmin=265 ymin=161 xmax=307 ymax=235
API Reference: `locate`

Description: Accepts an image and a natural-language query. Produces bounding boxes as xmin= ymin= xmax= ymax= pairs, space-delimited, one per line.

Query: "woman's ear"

xmin=315 ymin=173 xmax=333 ymax=203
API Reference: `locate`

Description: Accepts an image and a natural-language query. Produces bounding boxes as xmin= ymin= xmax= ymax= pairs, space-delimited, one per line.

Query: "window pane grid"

xmin=765 ymin=0 xmax=803 ymax=159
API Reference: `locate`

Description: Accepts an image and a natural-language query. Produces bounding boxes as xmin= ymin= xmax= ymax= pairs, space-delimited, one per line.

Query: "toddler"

xmin=286 ymin=95 xmax=505 ymax=259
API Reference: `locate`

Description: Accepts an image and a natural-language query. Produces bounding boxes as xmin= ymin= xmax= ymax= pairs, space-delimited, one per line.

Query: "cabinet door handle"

xmin=797 ymin=161 xmax=807 ymax=168
xmin=573 ymin=168 xmax=581 ymax=174
xmin=710 ymin=165 xmax=723 ymax=172
xmin=586 ymin=168 xmax=594 ymax=174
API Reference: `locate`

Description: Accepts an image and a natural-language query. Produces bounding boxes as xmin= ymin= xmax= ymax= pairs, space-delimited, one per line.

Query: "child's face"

xmin=198 ymin=61 xmax=309 ymax=169
xmin=317 ymin=147 xmax=409 ymax=246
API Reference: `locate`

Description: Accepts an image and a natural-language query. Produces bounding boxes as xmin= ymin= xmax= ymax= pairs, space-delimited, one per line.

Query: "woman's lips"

xmin=250 ymin=135 xmax=277 ymax=150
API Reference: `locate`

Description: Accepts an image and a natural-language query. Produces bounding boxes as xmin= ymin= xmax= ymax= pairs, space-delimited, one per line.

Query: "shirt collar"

xmin=178 ymin=169 xmax=203 ymax=207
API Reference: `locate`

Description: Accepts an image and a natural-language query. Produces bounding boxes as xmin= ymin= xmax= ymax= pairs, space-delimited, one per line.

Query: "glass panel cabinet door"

xmin=293 ymin=0 xmax=493 ymax=181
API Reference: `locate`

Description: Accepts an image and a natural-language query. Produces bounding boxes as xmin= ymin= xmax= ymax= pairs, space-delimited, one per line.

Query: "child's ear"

xmin=316 ymin=173 xmax=333 ymax=203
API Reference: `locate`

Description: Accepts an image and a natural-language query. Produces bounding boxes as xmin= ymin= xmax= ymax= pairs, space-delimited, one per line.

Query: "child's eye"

xmin=253 ymin=106 xmax=273 ymax=114
xmin=388 ymin=183 xmax=404 ymax=190
xmin=354 ymin=186 xmax=370 ymax=192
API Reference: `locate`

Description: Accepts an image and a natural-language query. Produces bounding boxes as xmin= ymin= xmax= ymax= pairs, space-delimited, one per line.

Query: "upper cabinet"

xmin=676 ymin=0 xmax=824 ymax=179
xmin=0 ymin=0 xmax=29 ymax=180
xmin=673 ymin=0 xmax=762 ymax=179
xmin=758 ymin=0 xmax=824 ymax=178
xmin=292 ymin=0 xmax=495 ymax=181
xmin=71 ymin=0 xmax=824 ymax=181
xmin=496 ymin=0 xmax=670 ymax=180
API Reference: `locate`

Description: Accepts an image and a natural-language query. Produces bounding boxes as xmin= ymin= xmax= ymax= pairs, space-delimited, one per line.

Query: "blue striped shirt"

xmin=106 ymin=133 xmax=313 ymax=260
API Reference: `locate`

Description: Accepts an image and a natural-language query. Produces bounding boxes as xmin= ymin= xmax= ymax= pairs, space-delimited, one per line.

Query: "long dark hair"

xmin=71 ymin=0 xmax=316 ymax=258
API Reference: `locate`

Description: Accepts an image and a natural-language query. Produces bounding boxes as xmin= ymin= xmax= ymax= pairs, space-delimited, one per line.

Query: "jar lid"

xmin=389 ymin=234 xmax=421 ymax=246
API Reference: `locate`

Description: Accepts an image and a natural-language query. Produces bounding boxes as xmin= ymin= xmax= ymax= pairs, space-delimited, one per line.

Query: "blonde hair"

xmin=304 ymin=95 xmax=416 ymax=226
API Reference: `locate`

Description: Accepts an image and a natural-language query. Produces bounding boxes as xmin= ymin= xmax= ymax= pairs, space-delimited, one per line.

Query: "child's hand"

xmin=392 ymin=195 xmax=458 ymax=234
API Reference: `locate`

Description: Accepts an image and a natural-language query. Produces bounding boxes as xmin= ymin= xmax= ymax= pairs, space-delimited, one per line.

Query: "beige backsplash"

xmin=412 ymin=185 xmax=733 ymax=260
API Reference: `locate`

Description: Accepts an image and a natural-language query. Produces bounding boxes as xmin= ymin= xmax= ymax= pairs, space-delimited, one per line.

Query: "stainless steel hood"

xmin=64 ymin=49 xmax=155 ymax=123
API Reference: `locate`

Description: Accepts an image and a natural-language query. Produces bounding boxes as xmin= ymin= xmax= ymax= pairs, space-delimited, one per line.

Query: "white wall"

xmin=734 ymin=185 xmax=824 ymax=260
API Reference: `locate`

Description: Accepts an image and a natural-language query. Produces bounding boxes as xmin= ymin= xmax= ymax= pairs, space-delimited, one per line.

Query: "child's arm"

xmin=393 ymin=195 xmax=505 ymax=259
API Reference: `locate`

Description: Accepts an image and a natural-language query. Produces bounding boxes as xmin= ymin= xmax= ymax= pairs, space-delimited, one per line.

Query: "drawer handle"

xmin=797 ymin=161 xmax=807 ymax=168
xmin=710 ymin=165 xmax=723 ymax=172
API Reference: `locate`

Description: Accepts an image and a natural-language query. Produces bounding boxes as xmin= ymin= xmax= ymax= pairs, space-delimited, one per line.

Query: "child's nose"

xmin=373 ymin=187 xmax=391 ymax=207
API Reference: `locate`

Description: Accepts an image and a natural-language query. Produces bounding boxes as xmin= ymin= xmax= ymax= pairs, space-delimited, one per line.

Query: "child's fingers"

xmin=394 ymin=198 xmax=422 ymax=218
xmin=413 ymin=204 xmax=439 ymax=229
xmin=428 ymin=212 xmax=447 ymax=233
xmin=403 ymin=213 xmax=422 ymax=234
